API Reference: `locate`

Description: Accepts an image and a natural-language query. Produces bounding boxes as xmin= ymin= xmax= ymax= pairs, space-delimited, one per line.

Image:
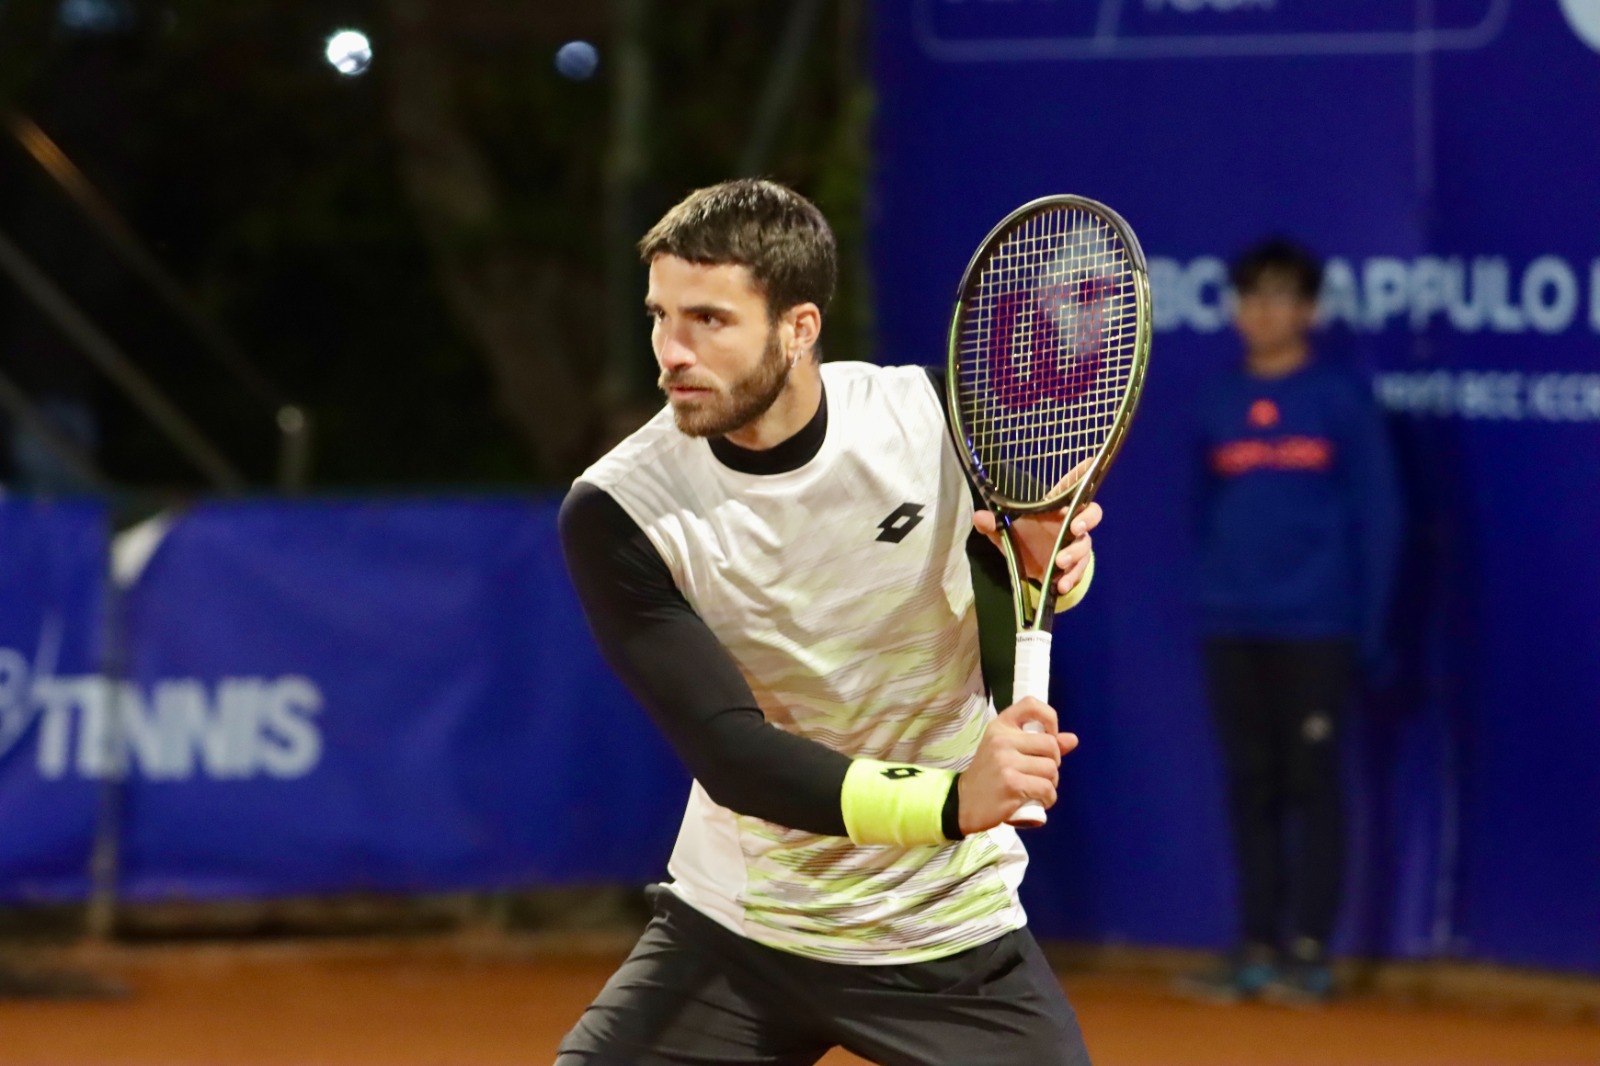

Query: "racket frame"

xmin=944 ymin=194 xmax=1152 ymax=635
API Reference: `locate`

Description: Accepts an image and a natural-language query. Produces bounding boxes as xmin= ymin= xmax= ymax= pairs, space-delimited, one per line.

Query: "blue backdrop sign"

xmin=0 ymin=499 xmax=686 ymax=903
xmin=0 ymin=501 xmax=108 ymax=901
xmin=871 ymin=1 xmax=1600 ymax=972
xmin=111 ymin=499 xmax=687 ymax=898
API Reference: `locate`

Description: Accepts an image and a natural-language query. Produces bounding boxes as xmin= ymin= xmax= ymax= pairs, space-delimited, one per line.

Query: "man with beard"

xmin=556 ymin=179 xmax=1103 ymax=1065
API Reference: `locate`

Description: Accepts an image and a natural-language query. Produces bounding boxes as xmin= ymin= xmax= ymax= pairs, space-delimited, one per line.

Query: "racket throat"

xmin=999 ymin=517 xmax=1062 ymax=634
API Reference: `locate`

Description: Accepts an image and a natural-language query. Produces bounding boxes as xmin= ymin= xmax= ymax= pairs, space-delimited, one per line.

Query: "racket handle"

xmin=1008 ymin=631 xmax=1053 ymax=828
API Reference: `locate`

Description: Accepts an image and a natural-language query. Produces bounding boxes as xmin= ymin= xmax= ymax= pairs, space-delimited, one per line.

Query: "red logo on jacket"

xmin=1247 ymin=399 xmax=1280 ymax=428
xmin=1212 ymin=436 xmax=1334 ymax=477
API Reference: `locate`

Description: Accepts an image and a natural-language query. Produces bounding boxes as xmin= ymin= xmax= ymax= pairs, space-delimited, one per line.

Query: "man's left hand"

xmin=973 ymin=498 xmax=1103 ymax=598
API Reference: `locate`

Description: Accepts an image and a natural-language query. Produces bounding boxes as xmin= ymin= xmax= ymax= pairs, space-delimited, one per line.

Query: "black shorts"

xmin=556 ymin=885 xmax=1092 ymax=1066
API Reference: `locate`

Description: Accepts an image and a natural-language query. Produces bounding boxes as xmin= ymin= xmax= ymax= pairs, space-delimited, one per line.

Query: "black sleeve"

xmin=560 ymin=481 xmax=859 ymax=836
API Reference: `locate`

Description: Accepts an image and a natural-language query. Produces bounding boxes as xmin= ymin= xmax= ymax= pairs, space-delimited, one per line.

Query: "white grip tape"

xmin=1013 ymin=630 xmax=1053 ymax=702
xmin=1008 ymin=631 xmax=1053 ymax=827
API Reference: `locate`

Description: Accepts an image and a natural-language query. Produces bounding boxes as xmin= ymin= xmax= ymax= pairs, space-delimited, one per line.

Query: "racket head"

xmin=945 ymin=195 xmax=1152 ymax=516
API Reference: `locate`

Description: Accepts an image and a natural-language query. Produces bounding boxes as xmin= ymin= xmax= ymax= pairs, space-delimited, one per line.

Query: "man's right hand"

xmin=957 ymin=698 xmax=1079 ymax=835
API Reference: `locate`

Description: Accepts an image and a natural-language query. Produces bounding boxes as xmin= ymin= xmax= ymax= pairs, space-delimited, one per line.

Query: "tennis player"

xmin=556 ymin=179 xmax=1102 ymax=1065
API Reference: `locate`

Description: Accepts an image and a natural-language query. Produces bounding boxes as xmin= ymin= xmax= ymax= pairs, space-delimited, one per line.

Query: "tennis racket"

xmin=945 ymin=195 xmax=1151 ymax=827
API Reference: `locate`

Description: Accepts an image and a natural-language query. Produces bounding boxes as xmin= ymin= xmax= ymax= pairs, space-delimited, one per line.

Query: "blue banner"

xmin=872 ymin=1 xmax=1600 ymax=972
xmin=0 ymin=500 xmax=109 ymax=902
xmin=1 ymin=498 xmax=687 ymax=902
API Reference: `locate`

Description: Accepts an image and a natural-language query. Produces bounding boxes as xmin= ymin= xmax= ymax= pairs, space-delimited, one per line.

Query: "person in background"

xmin=1178 ymin=238 xmax=1402 ymax=1006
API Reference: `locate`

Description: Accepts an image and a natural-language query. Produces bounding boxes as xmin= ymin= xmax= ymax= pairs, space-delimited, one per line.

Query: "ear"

xmin=784 ymin=302 xmax=823 ymax=361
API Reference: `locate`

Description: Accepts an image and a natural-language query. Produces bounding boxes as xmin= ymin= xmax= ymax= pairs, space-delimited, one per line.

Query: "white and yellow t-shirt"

xmin=576 ymin=361 xmax=1028 ymax=964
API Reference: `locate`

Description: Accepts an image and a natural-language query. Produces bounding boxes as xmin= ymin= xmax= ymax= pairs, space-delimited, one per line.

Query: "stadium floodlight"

xmin=325 ymin=30 xmax=373 ymax=77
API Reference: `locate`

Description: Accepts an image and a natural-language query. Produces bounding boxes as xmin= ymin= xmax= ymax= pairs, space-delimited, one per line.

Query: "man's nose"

xmin=657 ymin=333 xmax=697 ymax=372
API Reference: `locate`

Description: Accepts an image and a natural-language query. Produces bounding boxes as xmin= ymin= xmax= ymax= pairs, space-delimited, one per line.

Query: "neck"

xmin=723 ymin=359 xmax=823 ymax=450
xmin=1246 ymin=341 xmax=1311 ymax=379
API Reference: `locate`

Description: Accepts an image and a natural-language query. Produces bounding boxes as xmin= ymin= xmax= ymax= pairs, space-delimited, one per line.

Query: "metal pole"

xmin=84 ymin=531 xmax=134 ymax=945
xmin=8 ymin=113 xmax=284 ymax=408
xmin=0 ymin=226 xmax=246 ymax=492
xmin=7 ymin=112 xmax=314 ymax=490
xmin=276 ymin=405 xmax=314 ymax=493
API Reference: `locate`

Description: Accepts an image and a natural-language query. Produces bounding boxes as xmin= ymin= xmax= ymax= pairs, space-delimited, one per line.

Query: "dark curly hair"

xmin=639 ymin=179 xmax=838 ymax=320
xmin=1229 ymin=238 xmax=1323 ymax=301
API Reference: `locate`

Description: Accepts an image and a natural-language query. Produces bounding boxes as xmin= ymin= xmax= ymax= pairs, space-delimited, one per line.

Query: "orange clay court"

xmin=2 ymin=940 xmax=1597 ymax=1066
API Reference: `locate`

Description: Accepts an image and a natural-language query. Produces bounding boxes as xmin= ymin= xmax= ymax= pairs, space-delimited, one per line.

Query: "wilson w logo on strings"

xmin=987 ymin=277 xmax=1110 ymax=411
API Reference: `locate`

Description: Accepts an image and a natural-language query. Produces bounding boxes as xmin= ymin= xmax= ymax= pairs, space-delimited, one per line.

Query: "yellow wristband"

xmin=840 ymin=760 xmax=956 ymax=846
xmin=1027 ymin=550 xmax=1096 ymax=614
xmin=1058 ymin=550 xmax=1095 ymax=611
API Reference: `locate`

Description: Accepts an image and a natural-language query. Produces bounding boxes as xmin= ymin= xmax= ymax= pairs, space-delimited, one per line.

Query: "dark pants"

xmin=1202 ymin=637 xmax=1355 ymax=955
xmin=556 ymin=885 xmax=1091 ymax=1066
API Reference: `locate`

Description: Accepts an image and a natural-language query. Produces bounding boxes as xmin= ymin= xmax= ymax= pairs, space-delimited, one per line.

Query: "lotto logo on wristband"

xmin=881 ymin=766 xmax=923 ymax=780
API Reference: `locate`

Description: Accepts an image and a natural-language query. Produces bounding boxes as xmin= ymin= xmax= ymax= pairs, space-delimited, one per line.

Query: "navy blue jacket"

xmin=1194 ymin=357 xmax=1402 ymax=667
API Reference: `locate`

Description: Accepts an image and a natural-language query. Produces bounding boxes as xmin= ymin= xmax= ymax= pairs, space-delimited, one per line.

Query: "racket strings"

xmin=956 ymin=205 xmax=1141 ymax=505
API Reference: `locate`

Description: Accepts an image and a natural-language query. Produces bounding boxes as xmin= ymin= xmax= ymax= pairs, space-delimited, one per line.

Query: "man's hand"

xmin=972 ymin=462 xmax=1104 ymax=597
xmin=973 ymin=502 xmax=1101 ymax=597
xmin=957 ymin=698 xmax=1080 ymax=835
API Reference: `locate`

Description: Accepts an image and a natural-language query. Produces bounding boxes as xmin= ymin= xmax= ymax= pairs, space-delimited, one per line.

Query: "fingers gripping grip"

xmin=1009 ymin=631 xmax=1053 ymax=828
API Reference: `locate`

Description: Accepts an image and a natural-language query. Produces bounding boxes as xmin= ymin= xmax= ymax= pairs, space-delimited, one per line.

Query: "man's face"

xmin=646 ymin=255 xmax=791 ymax=438
xmin=1234 ymin=271 xmax=1317 ymax=354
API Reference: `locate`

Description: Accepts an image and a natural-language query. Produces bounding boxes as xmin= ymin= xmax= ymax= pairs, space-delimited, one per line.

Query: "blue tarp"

xmin=871 ymin=0 xmax=1600 ymax=972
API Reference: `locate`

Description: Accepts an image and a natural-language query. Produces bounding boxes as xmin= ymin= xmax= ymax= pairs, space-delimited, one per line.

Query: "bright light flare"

xmin=325 ymin=30 xmax=373 ymax=77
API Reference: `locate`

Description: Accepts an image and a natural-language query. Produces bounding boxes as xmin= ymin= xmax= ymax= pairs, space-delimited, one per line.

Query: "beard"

xmin=660 ymin=327 xmax=791 ymax=439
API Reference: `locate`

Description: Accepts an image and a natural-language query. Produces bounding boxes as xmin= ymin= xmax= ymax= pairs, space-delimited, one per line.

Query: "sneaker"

xmin=1173 ymin=951 xmax=1278 ymax=1004
xmin=1262 ymin=961 xmax=1335 ymax=1007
